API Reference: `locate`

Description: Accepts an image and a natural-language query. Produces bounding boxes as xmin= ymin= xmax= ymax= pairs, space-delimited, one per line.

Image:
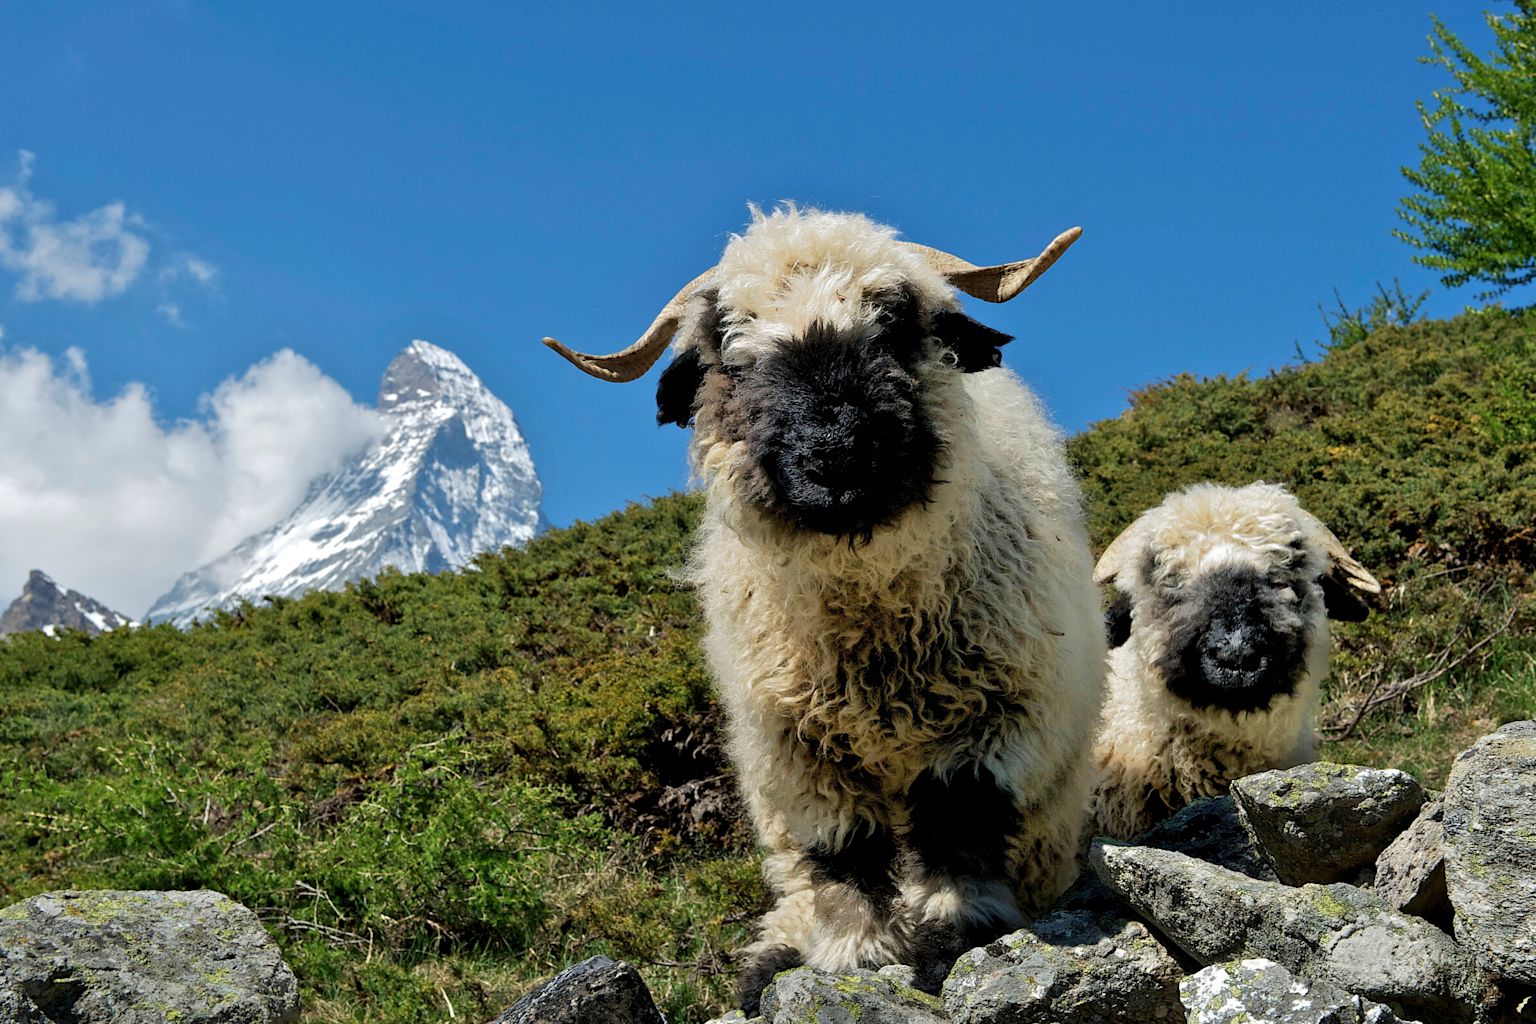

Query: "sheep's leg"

xmin=801 ymin=821 xmax=904 ymax=970
xmin=901 ymin=765 xmax=1027 ymax=992
xmin=734 ymin=730 xmax=905 ymax=1011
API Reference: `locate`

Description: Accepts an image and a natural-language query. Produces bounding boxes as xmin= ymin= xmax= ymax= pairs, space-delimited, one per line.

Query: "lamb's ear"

xmin=1093 ymin=523 xmax=1139 ymax=586
xmin=930 ymin=309 xmax=1013 ymax=372
xmin=1320 ymin=574 xmax=1371 ymax=622
xmin=1105 ymin=591 xmax=1133 ymax=648
xmin=654 ymin=289 xmax=721 ymax=429
xmin=1296 ymin=510 xmax=1382 ymax=621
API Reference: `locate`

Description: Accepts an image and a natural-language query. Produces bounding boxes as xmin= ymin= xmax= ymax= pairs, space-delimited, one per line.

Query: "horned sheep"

xmin=1089 ymin=481 xmax=1381 ymax=840
xmin=545 ymin=205 xmax=1106 ymax=1009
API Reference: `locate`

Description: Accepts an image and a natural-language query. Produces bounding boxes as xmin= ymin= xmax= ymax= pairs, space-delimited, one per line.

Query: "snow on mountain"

xmin=0 ymin=570 xmax=136 ymax=638
xmin=146 ymin=341 xmax=542 ymax=626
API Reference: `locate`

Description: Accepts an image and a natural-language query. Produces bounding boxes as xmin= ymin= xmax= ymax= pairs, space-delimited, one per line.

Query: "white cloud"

xmin=159 ymin=251 xmax=219 ymax=289
xmin=155 ymin=253 xmax=221 ymax=327
xmin=0 ymin=152 xmax=152 ymax=303
xmin=0 ymin=345 xmax=385 ymax=616
xmin=180 ymin=254 xmax=217 ymax=285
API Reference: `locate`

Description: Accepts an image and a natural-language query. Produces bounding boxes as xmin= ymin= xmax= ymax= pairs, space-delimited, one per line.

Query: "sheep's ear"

xmin=655 ymin=347 xmax=706 ymax=428
xmin=1105 ymin=590 xmax=1133 ymax=648
xmin=1320 ymin=573 xmax=1371 ymax=622
xmin=655 ymin=289 xmax=722 ymax=428
xmin=1296 ymin=510 xmax=1382 ymax=621
xmin=1093 ymin=524 xmax=1138 ymax=585
xmin=930 ymin=309 xmax=1013 ymax=372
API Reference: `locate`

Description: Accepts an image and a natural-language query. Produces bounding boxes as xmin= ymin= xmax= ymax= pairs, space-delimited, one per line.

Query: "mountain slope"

xmin=0 ymin=309 xmax=1530 ymax=1021
xmin=146 ymin=341 xmax=542 ymax=626
xmin=0 ymin=570 xmax=134 ymax=637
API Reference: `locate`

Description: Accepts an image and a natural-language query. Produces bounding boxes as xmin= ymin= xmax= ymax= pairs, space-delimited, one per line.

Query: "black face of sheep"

xmin=1096 ymin=482 xmax=1383 ymax=718
xmin=1152 ymin=564 xmax=1313 ymax=712
xmin=656 ymin=290 xmax=1012 ymax=539
xmin=740 ymin=318 xmax=943 ymax=538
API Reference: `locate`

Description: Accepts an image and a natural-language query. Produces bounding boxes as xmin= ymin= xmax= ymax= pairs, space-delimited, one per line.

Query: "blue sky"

xmin=0 ymin=3 xmax=1523 ymax=613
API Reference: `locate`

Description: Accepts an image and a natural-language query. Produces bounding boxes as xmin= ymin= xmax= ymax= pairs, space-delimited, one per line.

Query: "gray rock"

xmin=1090 ymin=841 xmax=1483 ymax=1022
xmin=0 ymin=889 xmax=299 ymax=1024
xmin=1374 ymin=798 xmax=1450 ymax=927
xmin=703 ymin=1012 xmax=756 ymax=1024
xmin=943 ymin=909 xmax=1184 ymax=1023
xmin=1140 ymin=795 xmax=1279 ymax=881
xmin=1444 ymin=721 xmax=1536 ymax=987
xmin=1060 ymin=796 xmax=1276 ymax=914
xmin=492 ymin=955 xmax=664 ymax=1023
xmin=759 ymin=966 xmax=946 ymax=1023
xmin=1181 ymin=958 xmax=1418 ymax=1023
xmin=1231 ymin=763 xmax=1426 ymax=886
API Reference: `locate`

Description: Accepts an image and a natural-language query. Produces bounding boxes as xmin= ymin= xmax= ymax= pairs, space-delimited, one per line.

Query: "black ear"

xmin=1320 ymin=572 xmax=1371 ymax=622
xmin=931 ymin=309 xmax=1014 ymax=372
xmin=1105 ymin=590 xmax=1133 ymax=648
xmin=656 ymin=347 xmax=706 ymax=428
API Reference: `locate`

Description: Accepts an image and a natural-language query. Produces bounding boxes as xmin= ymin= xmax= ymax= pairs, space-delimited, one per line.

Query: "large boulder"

xmin=1089 ymin=841 xmax=1484 ymax=1022
xmin=1443 ymin=721 xmax=1536 ymax=986
xmin=0 ymin=889 xmax=299 ymax=1024
xmin=1374 ymin=798 xmax=1450 ymax=928
xmin=1182 ymin=958 xmax=1417 ymax=1023
xmin=1231 ymin=763 xmax=1426 ymax=886
xmin=942 ymin=910 xmax=1184 ymax=1023
xmin=758 ymin=966 xmax=945 ymax=1023
xmin=491 ymin=956 xmax=664 ymax=1023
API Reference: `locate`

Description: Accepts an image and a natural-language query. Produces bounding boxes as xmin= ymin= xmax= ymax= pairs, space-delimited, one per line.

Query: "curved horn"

xmin=1093 ymin=519 xmax=1141 ymax=586
xmin=1297 ymin=511 xmax=1382 ymax=595
xmin=543 ymin=268 xmax=717 ymax=382
xmin=904 ymin=226 xmax=1083 ymax=303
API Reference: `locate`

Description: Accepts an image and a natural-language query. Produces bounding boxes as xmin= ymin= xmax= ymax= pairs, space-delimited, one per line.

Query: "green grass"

xmin=1 ymin=306 xmax=1533 ymax=1018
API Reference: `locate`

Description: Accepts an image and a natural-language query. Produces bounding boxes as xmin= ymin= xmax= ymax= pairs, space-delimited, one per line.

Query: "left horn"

xmin=542 ymin=268 xmax=717 ymax=382
xmin=903 ymin=226 xmax=1082 ymax=303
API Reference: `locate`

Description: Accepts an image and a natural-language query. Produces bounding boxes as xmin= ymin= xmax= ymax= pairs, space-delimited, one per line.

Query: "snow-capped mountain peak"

xmin=146 ymin=341 xmax=542 ymax=626
xmin=0 ymin=570 xmax=135 ymax=638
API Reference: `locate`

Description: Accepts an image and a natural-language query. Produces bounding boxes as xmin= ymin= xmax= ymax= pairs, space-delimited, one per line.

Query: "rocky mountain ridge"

xmin=145 ymin=340 xmax=543 ymax=626
xmin=0 ymin=569 xmax=134 ymax=638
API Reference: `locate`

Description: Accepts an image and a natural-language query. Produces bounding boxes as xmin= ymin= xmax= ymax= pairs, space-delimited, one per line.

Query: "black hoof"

xmin=737 ymin=943 xmax=803 ymax=1015
xmin=907 ymin=918 xmax=1002 ymax=994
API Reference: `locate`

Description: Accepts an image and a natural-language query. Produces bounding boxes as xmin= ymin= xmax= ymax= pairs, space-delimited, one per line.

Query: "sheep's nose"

xmin=1204 ymin=626 xmax=1266 ymax=671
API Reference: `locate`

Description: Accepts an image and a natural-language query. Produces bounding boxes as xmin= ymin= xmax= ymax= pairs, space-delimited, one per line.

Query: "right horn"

xmin=542 ymin=268 xmax=717 ymax=383
xmin=904 ymin=226 xmax=1082 ymax=303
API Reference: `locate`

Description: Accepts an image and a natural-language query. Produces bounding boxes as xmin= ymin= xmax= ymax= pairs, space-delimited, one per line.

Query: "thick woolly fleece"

xmin=665 ymin=207 xmax=1106 ymax=1005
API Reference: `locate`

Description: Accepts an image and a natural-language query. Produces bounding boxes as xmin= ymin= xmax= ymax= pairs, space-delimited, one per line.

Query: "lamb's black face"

xmin=1152 ymin=565 xmax=1313 ymax=713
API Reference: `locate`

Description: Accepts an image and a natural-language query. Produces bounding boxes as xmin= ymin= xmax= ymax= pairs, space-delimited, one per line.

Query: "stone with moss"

xmin=757 ymin=966 xmax=945 ymax=1023
xmin=1182 ymin=958 xmax=1417 ymax=1023
xmin=1231 ymin=763 xmax=1426 ymax=886
xmin=1374 ymin=798 xmax=1450 ymax=928
xmin=1089 ymin=841 xmax=1484 ymax=1022
xmin=942 ymin=909 xmax=1183 ymax=1023
xmin=0 ymin=889 xmax=299 ymax=1023
xmin=1444 ymin=721 xmax=1536 ymax=987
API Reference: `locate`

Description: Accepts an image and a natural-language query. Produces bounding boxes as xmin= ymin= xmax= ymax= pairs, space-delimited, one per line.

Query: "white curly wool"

xmin=675 ymin=207 xmax=1106 ymax=982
